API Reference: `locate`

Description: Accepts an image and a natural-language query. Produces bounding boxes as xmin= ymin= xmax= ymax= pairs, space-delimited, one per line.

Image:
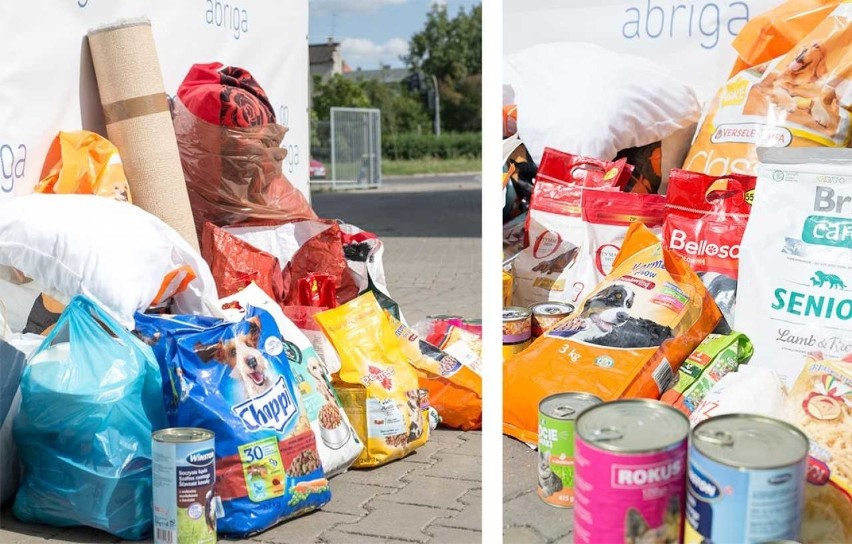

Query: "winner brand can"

xmin=153 ymin=428 xmax=217 ymax=544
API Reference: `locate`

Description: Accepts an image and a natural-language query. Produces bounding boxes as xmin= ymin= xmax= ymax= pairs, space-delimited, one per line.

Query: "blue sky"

xmin=309 ymin=0 xmax=480 ymax=70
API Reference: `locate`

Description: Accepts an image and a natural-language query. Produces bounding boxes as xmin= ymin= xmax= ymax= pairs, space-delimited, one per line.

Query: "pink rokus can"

xmin=573 ymin=399 xmax=689 ymax=544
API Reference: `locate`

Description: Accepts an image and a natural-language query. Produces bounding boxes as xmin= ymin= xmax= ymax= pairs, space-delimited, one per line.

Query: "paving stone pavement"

xmin=0 ymin=174 xmax=483 ymax=544
xmin=503 ymin=436 xmax=572 ymax=543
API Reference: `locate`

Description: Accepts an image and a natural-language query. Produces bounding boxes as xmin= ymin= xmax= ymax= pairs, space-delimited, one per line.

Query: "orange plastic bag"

xmin=684 ymin=1 xmax=852 ymax=176
xmin=36 ymin=130 xmax=131 ymax=202
xmin=729 ymin=0 xmax=843 ymax=76
xmin=389 ymin=315 xmax=482 ymax=430
xmin=503 ymin=223 xmax=720 ymax=445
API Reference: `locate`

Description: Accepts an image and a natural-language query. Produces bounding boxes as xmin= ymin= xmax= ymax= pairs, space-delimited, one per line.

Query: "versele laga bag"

xmin=736 ymin=147 xmax=852 ymax=387
xmin=664 ymin=169 xmax=757 ymax=330
xmin=512 ymin=149 xmax=630 ymax=307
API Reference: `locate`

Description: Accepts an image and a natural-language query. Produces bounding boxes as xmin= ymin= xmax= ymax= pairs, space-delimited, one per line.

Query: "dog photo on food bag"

xmin=547 ymin=284 xmax=674 ymax=349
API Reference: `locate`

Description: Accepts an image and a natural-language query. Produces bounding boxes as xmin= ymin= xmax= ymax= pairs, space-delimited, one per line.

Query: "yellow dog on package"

xmin=684 ymin=1 xmax=852 ymax=176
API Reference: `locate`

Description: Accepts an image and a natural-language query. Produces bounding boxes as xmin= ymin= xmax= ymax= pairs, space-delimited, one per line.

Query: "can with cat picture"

xmin=573 ymin=400 xmax=689 ymax=544
xmin=537 ymin=392 xmax=602 ymax=507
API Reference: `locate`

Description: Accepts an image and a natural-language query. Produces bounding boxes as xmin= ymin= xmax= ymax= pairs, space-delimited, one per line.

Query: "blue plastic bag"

xmin=133 ymin=312 xmax=223 ymax=417
xmin=167 ymin=307 xmax=331 ymax=537
xmin=12 ymin=296 xmax=167 ymax=540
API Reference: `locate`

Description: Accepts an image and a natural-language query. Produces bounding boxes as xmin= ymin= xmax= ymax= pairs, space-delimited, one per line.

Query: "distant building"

xmin=343 ymin=65 xmax=409 ymax=85
xmin=309 ymin=39 xmax=352 ymax=95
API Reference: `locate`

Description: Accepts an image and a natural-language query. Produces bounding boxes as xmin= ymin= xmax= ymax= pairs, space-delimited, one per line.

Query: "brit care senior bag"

xmin=316 ymin=292 xmax=429 ymax=468
xmin=736 ymin=147 xmax=852 ymax=387
xmin=217 ymin=283 xmax=362 ymax=476
xmin=504 ymin=224 xmax=721 ymax=445
xmin=166 ymin=307 xmax=330 ymax=537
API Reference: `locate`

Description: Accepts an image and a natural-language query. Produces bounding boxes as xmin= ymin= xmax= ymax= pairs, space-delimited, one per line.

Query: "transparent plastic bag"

xmin=173 ymin=99 xmax=317 ymax=236
xmin=12 ymin=296 xmax=167 ymax=540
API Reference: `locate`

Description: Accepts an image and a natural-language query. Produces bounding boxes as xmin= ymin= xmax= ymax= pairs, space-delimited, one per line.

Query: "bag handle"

xmin=41 ymin=295 xmax=146 ymax=354
xmin=705 ymin=177 xmax=746 ymax=206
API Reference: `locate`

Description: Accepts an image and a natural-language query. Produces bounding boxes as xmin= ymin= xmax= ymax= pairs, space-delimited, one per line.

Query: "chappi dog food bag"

xmin=218 ymin=282 xmax=362 ymax=476
xmin=166 ymin=308 xmax=330 ymax=537
xmin=504 ymin=224 xmax=721 ymax=445
xmin=737 ymin=147 xmax=852 ymax=387
xmin=316 ymin=292 xmax=430 ymax=467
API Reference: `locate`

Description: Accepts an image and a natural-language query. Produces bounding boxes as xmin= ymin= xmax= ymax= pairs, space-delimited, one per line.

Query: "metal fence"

xmin=313 ymin=107 xmax=381 ymax=190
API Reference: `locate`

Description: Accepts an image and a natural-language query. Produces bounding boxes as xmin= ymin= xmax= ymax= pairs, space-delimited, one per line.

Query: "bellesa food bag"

xmin=664 ymin=169 xmax=757 ymax=329
xmin=315 ymin=292 xmax=429 ymax=467
xmin=736 ymin=148 xmax=852 ymax=387
xmin=512 ymin=150 xmax=630 ymax=307
xmin=684 ymin=2 xmax=852 ymax=176
xmin=504 ymin=223 xmax=720 ymax=445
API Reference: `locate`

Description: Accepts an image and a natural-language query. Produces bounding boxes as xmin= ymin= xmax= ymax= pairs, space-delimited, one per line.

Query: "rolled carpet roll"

xmin=87 ymin=19 xmax=199 ymax=251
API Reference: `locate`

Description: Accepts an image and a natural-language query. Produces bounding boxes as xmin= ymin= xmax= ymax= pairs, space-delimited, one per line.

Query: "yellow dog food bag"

xmin=315 ymin=292 xmax=429 ymax=467
xmin=684 ymin=1 xmax=852 ymax=176
xmin=503 ymin=223 xmax=720 ymax=445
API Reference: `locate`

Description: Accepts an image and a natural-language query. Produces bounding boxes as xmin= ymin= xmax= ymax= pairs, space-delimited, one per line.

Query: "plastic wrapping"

xmin=12 ymin=296 xmax=167 ymax=540
xmin=173 ymin=99 xmax=317 ymax=236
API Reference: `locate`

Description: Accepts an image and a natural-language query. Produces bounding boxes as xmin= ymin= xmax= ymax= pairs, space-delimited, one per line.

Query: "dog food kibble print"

xmin=573 ymin=399 xmax=689 ymax=544
xmin=536 ymin=392 xmax=602 ymax=508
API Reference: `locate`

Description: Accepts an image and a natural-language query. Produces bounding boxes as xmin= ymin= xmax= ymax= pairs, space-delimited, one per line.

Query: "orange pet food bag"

xmin=36 ymin=130 xmax=131 ymax=203
xmin=503 ymin=223 xmax=720 ymax=445
xmin=315 ymin=292 xmax=429 ymax=467
xmin=684 ymin=1 xmax=852 ymax=176
xmin=389 ymin=315 xmax=482 ymax=430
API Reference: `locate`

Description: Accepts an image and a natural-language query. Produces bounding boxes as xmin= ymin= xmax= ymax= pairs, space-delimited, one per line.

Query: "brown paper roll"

xmin=87 ymin=19 xmax=199 ymax=251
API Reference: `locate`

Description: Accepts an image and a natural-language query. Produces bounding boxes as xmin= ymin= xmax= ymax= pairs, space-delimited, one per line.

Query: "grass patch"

xmin=382 ymin=156 xmax=481 ymax=176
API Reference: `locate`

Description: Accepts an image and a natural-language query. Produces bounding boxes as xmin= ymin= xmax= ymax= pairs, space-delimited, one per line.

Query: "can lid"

xmin=531 ymin=302 xmax=574 ymax=315
xmin=540 ymin=393 xmax=602 ymax=421
xmin=503 ymin=307 xmax=531 ymax=320
xmin=153 ymin=427 xmax=215 ymax=443
xmin=576 ymin=400 xmax=688 ymax=453
xmin=692 ymin=414 xmax=808 ymax=469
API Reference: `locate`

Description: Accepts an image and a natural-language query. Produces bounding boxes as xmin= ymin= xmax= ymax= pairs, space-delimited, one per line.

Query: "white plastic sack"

xmin=0 ymin=194 xmax=218 ymax=328
xmin=689 ymin=366 xmax=788 ymax=427
xmin=504 ymin=42 xmax=700 ymax=170
xmin=218 ymin=283 xmax=362 ymax=476
xmin=736 ymin=148 xmax=852 ymax=387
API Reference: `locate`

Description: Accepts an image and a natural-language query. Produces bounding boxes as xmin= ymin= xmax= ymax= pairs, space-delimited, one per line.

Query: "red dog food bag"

xmin=512 ymin=149 xmax=630 ymax=307
xmin=663 ymin=170 xmax=757 ymax=329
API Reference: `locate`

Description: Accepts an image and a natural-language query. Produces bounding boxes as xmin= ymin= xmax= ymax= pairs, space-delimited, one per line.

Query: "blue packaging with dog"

xmin=164 ymin=308 xmax=331 ymax=537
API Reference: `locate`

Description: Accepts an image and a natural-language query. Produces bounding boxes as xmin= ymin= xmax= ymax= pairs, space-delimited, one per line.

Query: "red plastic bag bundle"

xmin=174 ymin=63 xmax=317 ymax=235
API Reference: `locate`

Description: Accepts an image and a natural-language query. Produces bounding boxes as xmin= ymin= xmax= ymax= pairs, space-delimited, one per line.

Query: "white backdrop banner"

xmin=503 ymin=0 xmax=782 ymax=101
xmin=0 ymin=0 xmax=309 ymax=200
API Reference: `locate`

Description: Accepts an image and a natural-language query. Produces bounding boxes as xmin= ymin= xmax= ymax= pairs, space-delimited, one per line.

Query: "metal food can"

xmin=530 ymin=302 xmax=574 ymax=338
xmin=427 ymin=314 xmax=464 ymax=329
xmin=502 ymin=307 xmax=531 ymax=360
xmin=574 ymin=400 xmax=689 ymax=544
xmin=153 ymin=428 xmax=217 ymax=544
xmin=685 ymin=414 xmax=808 ymax=544
xmin=460 ymin=318 xmax=482 ymax=336
xmin=537 ymin=392 xmax=603 ymax=508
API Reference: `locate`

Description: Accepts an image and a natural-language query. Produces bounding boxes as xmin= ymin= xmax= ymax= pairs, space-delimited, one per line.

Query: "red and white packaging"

xmin=581 ymin=190 xmax=666 ymax=284
xmin=512 ymin=149 xmax=630 ymax=307
xmin=663 ymin=169 xmax=757 ymax=328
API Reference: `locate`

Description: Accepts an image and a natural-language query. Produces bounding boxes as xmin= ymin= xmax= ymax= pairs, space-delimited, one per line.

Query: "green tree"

xmin=361 ymin=79 xmax=430 ymax=135
xmin=405 ymin=3 xmax=482 ymax=132
xmin=311 ymin=75 xmax=371 ymax=120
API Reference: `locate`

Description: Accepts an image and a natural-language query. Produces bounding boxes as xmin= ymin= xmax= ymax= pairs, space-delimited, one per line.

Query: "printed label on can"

xmin=684 ymin=446 xmax=806 ymax=543
xmin=537 ymin=413 xmax=577 ymax=507
xmin=503 ymin=340 xmax=530 ymax=360
xmin=573 ymin=439 xmax=687 ymax=544
xmin=153 ymin=437 xmax=217 ymax=544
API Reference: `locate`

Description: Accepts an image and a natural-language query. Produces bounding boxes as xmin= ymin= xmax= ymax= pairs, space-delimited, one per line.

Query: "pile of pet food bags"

xmin=503 ymin=2 xmax=850 ymax=543
xmin=0 ymin=63 xmax=481 ymax=541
